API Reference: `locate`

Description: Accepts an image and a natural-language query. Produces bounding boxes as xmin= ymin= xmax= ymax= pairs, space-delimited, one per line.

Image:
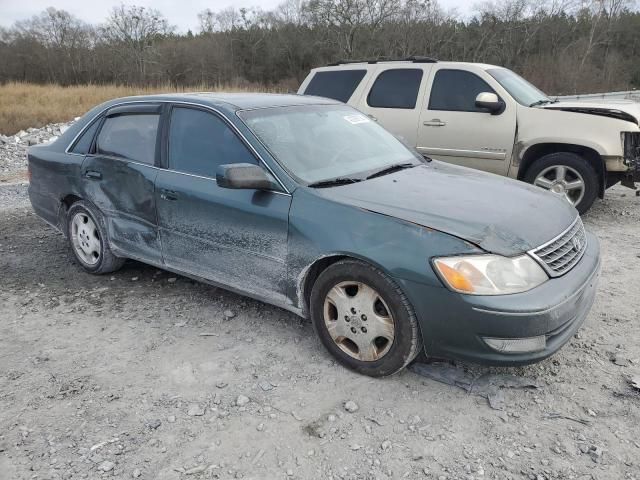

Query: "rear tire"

xmin=310 ymin=259 xmax=422 ymax=377
xmin=66 ymin=200 xmax=125 ymax=274
xmin=524 ymin=152 xmax=599 ymax=214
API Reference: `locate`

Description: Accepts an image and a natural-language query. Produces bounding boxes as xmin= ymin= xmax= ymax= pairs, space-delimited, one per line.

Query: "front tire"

xmin=310 ymin=259 xmax=422 ymax=377
xmin=524 ymin=152 xmax=599 ymax=214
xmin=66 ymin=200 xmax=125 ymax=274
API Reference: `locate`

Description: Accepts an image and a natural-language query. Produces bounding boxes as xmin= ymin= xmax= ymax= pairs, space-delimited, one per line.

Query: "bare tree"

xmin=101 ymin=5 xmax=173 ymax=82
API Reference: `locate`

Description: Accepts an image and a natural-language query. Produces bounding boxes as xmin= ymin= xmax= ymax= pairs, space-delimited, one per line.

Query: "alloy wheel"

xmin=323 ymin=281 xmax=395 ymax=362
xmin=533 ymin=165 xmax=585 ymax=206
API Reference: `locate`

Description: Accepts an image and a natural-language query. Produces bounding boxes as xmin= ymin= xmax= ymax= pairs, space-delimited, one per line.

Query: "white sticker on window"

xmin=343 ymin=114 xmax=370 ymax=125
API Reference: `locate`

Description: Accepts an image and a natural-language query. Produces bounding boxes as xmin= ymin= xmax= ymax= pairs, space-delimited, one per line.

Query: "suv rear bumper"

xmin=397 ymin=232 xmax=600 ymax=366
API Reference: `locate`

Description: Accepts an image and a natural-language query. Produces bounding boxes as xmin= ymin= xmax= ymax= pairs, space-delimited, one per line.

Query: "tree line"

xmin=1 ymin=0 xmax=639 ymax=95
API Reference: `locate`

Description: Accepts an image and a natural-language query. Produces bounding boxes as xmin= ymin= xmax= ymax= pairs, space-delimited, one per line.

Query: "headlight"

xmin=432 ymin=254 xmax=548 ymax=295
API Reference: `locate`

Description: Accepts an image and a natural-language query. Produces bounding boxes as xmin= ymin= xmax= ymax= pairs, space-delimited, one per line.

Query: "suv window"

xmin=367 ymin=69 xmax=423 ymax=109
xmin=96 ymin=114 xmax=159 ymax=164
xmin=304 ymin=70 xmax=366 ymax=103
xmin=70 ymin=120 xmax=100 ymax=154
xmin=429 ymin=70 xmax=497 ymax=112
xmin=168 ymin=107 xmax=256 ymax=178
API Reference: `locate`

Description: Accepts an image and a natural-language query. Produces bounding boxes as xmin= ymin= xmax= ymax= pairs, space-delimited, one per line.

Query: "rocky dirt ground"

xmin=1 ymin=126 xmax=639 ymax=480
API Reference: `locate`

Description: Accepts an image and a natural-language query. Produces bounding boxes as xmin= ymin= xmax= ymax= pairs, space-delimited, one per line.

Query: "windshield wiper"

xmin=307 ymin=177 xmax=362 ymax=188
xmin=529 ymin=99 xmax=553 ymax=107
xmin=365 ymin=162 xmax=416 ymax=180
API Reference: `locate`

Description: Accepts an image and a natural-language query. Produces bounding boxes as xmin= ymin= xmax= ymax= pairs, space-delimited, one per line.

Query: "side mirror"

xmin=475 ymin=92 xmax=505 ymax=115
xmin=216 ymin=163 xmax=279 ymax=191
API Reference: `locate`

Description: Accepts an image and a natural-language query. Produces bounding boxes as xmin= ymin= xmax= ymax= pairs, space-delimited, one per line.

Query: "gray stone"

xmin=187 ymin=404 xmax=205 ymax=416
xmin=344 ymin=400 xmax=359 ymax=413
xmin=236 ymin=395 xmax=250 ymax=406
xmin=98 ymin=460 xmax=115 ymax=472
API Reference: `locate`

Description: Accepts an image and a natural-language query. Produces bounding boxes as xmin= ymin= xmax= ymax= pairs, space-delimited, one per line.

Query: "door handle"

xmin=159 ymin=189 xmax=178 ymax=201
xmin=367 ymin=114 xmax=378 ymax=121
xmin=84 ymin=170 xmax=102 ymax=180
xmin=423 ymin=119 xmax=446 ymax=127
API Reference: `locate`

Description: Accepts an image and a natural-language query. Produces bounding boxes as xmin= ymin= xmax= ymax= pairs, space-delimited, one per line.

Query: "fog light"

xmin=483 ymin=335 xmax=546 ymax=353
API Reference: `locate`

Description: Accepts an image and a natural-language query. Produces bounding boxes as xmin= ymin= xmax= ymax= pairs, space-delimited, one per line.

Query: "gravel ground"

xmin=1 ymin=133 xmax=639 ymax=480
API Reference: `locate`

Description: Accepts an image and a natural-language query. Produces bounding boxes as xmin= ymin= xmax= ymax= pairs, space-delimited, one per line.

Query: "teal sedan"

xmin=28 ymin=93 xmax=600 ymax=376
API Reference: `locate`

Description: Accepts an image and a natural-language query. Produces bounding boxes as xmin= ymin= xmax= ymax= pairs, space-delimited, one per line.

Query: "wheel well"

xmin=62 ymin=194 xmax=82 ymax=210
xmin=58 ymin=194 xmax=82 ymax=234
xmin=517 ymin=143 xmax=606 ymax=198
xmin=301 ymin=255 xmax=349 ymax=315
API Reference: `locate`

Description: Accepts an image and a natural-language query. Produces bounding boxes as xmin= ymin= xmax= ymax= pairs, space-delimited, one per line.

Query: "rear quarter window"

xmin=303 ymin=70 xmax=366 ymax=103
xmin=70 ymin=120 xmax=100 ymax=154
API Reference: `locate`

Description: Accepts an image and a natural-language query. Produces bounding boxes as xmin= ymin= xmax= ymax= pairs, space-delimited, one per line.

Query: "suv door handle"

xmin=84 ymin=170 xmax=102 ymax=180
xmin=159 ymin=189 xmax=178 ymax=201
xmin=423 ymin=119 xmax=446 ymax=127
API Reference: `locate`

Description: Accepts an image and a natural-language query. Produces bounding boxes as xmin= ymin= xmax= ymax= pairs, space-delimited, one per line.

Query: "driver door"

xmin=155 ymin=105 xmax=291 ymax=300
xmin=417 ymin=67 xmax=516 ymax=175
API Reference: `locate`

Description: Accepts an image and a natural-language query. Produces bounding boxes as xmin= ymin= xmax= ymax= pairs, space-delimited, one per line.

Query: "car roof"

xmin=105 ymin=92 xmax=340 ymax=112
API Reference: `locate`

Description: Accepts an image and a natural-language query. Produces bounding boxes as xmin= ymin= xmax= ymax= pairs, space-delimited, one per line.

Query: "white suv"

xmin=298 ymin=57 xmax=640 ymax=213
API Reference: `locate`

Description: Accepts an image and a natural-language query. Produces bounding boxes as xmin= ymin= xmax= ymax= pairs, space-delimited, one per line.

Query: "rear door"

xmin=155 ymin=105 xmax=292 ymax=302
xmin=417 ymin=67 xmax=516 ymax=175
xmin=81 ymin=104 xmax=163 ymax=262
xmin=356 ymin=65 xmax=432 ymax=146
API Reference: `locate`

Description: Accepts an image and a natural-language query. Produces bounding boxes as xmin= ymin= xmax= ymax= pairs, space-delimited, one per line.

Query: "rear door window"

xmin=367 ymin=69 xmax=423 ymax=109
xmin=168 ymin=106 xmax=256 ymax=178
xmin=429 ymin=70 xmax=497 ymax=112
xmin=303 ymin=70 xmax=366 ymax=103
xmin=96 ymin=114 xmax=159 ymax=164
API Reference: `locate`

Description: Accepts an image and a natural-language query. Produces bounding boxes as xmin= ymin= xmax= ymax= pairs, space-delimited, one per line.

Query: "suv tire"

xmin=524 ymin=152 xmax=599 ymax=214
xmin=66 ymin=200 xmax=125 ymax=274
xmin=310 ymin=259 xmax=422 ymax=377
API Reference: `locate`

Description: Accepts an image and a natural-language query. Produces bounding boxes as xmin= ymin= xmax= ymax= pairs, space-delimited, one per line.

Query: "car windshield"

xmin=487 ymin=68 xmax=551 ymax=107
xmin=238 ymin=104 xmax=423 ymax=184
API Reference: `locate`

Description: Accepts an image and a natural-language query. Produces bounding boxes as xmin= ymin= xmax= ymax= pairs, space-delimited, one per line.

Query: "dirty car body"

xmin=28 ymin=93 xmax=600 ymax=369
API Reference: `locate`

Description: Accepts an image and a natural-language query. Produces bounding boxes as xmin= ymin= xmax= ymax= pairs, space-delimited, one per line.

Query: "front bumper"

xmin=397 ymin=231 xmax=600 ymax=366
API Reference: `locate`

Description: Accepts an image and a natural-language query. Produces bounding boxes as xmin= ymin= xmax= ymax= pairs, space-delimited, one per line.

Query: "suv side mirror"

xmin=475 ymin=92 xmax=505 ymax=115
xmin=216 ymin=163 xmax=279 ymax=191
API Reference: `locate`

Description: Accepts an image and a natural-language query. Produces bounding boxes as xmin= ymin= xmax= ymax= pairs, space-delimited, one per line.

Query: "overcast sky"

xmin=0 ymin=0 xmax=474 ymax=32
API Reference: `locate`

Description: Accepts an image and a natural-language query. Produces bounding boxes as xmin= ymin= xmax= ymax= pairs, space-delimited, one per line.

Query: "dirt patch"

xmin=1 ymin=186 xmax=639 ymax=480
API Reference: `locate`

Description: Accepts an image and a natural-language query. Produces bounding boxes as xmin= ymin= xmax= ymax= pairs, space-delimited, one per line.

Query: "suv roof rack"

xmin=327 ymin=56 xmax=438 ymax=66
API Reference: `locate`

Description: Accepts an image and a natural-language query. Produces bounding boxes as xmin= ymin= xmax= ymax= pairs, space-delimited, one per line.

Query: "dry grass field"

xmin=0 ymin=82 xmax=279 ymax=135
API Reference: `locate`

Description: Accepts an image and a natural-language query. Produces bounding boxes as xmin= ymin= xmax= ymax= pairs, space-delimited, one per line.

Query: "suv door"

xmin=357 ymin=66 xmax=431 ymax=146
xmin=155 ymin=105 xmax=292 ymax=302
xmin=81 ymin=104 xmax=162 ymax=262
xmin=417 ymin=67 xmax=516 ymax=175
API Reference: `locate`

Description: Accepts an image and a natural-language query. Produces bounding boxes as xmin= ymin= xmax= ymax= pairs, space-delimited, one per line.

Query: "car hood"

xmin=543 ymin=100 xmax=640 ymax=125
xmin=316 ymin=162 xmax=577 ymax=256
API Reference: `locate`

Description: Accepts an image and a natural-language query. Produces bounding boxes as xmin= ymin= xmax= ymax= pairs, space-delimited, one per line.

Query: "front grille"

xmin=529 ymin=217 xmax=587 ymax=277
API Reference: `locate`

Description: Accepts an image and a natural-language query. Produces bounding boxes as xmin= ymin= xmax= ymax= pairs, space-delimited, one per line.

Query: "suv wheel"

xmin=310 ymin=259 xmax=422 ymax=377
xmin=524 ymin=152 xmax=599 ymax=214
xmin=66 ymin=200 xmax=125 ymax=274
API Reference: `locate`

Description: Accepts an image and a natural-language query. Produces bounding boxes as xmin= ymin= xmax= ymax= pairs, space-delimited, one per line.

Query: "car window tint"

xmin=96 ymin=114 xmax=159 ymax=164
xmin=429 ymin=70 xmax=497 ymax=112
xmin=168 ymin=107 xmax=256 ymax=177
xmin=70 ymin=119 xmax=100 ymax=154
xmin=367 ymin=69 xmax=423 ymax=109
xmin=304 ymin=70 xmax=366 ymax=103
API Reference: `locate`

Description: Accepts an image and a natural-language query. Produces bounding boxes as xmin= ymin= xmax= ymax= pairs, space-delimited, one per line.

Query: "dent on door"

xmin=81 ymin=156 xmax=161 ymax=261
